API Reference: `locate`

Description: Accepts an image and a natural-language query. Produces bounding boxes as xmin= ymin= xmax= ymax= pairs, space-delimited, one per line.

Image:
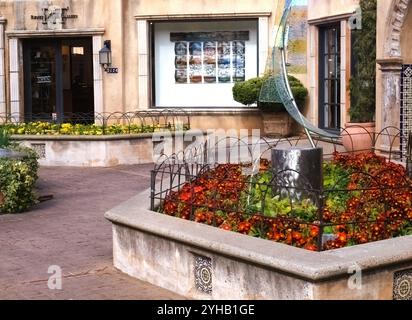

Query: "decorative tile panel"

xmin=31 ymin=144 xmax=46 ymax=159
xmin=194 ymin=255 xmax=212 ymax=295
xmin=393 ymin=269 xmax=412 ymax=300
xmin=401 ymin=65 xmax=412 ymax=159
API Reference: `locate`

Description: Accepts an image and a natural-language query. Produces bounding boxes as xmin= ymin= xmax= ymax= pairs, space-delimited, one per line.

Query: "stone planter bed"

xmin=11 ymin=132 xmax=191 ymax=167
xmin=105 ymin=188 xmax=412 ymax=300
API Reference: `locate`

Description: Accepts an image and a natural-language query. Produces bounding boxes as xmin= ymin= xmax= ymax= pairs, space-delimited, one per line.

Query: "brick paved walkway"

xmin=0 ymin=165 xmax=183 ymax=300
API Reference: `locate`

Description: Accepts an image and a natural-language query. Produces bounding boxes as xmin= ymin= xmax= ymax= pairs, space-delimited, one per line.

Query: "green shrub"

xmin=232 ymin=77 xmax=266 ymax=106
xmin=233 ymin=75 xmax=308 ymax=110
xmin=0 ymin=129 xmax=11 ymax=148
xmin=0 ymin=144 xmax=39 ymax=214
xmin=349 ymin=0 xmax=377 ymax=122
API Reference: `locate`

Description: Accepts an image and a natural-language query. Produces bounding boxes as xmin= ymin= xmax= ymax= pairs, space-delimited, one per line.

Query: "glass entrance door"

xmin=23 ymin=38 xmax=94 ymax=122
xmin=24 ymin=41 xmax=62 ymax=120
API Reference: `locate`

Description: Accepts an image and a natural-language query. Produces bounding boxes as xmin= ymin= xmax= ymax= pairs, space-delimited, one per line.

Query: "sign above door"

xmin=31 ymin=5 xmax=78 ymax=30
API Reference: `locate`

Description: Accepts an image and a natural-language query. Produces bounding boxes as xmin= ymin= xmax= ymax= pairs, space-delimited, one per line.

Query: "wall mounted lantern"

xmin=99 ymin=40 xmax=112 ymax=71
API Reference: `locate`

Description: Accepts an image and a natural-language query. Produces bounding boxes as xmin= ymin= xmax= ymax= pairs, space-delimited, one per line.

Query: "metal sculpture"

xmin=260 ymin=0 xmax=339 ymax=145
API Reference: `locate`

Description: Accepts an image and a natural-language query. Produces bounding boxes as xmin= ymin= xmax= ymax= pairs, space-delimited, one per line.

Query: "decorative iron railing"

xmin=151 ymin=127 xmax=412 ymax=252
xmin=0 ymin=109 xmax=191 ymax=135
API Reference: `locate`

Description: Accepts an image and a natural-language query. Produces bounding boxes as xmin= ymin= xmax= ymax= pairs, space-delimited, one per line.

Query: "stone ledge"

xmin=150 ymin=107 xmax=261 ymax=116
xmin=10 ymin=131 xmax=198 ymax=142
xmin=105 ymin=188 xmax=412 ymax=282
xmin=135 ymin=12 xmax=272 ymax=20
xmin=5 ymin=28 xmax=105 ymax=38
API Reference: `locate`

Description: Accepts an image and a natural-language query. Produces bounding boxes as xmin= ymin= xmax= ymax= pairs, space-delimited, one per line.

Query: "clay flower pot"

xmin=261 ymin=111 xmax=296 ymax=137
xmin=342 ymin=122 xmax=375 ymax=154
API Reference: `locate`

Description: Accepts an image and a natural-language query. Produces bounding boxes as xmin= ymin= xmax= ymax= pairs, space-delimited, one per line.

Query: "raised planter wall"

xmin=11 ymin=132 xmax=193 ymax=167
xmin=105 ymin=189 xmax=412 ymax=300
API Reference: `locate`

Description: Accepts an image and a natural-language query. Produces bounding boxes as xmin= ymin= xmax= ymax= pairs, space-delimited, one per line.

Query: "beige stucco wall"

xmin=376 ymin=0 xmax=393 ymax=136
xmin=132 ymin=0 xmax=280 ymax=21
xmin=376 ymin=0 xmax=392 ymax=60
xmin=308 ymin=0 xmax=358 ymax=21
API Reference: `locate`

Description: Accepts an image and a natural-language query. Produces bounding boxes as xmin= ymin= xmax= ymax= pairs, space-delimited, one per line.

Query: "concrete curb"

xmin=105 ymin=188 xmax=412 ymax=282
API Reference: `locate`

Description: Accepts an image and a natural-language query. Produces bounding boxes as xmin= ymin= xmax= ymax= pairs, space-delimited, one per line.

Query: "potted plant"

xmin=233 ymin=75 xmax=308 ymax=137
xmin=343 ymin=0 xmax=377 ymax=153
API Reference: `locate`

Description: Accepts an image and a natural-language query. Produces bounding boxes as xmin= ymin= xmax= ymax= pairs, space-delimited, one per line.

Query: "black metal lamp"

xmin=99 ymin=40 xmax=112 ymax=71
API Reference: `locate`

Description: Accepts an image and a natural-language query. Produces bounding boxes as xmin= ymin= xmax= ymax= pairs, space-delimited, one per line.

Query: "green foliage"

xmin=323 ymin=162 xmax=352 ymax=213
xmin=349 ymin=0 xmax=377 ymax=123
xmin=244 ymin=171 xmax=318 ymax=221
xmin=232 ymin=75 xmax=308 ymax=109
xmin=232 ymin=77 xmax=266 ymax=106
xmin=0 ymin=129 xmax=11 ymax=148
xmin=399 ymin=223 xmax=412 ymax=236
xmin=323 ymin=162 xmax=351 ymax=190
xmin=0 ymin=144 xmax=39 ymax=214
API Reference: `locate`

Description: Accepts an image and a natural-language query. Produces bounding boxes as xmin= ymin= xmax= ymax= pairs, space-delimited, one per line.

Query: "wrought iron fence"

xmin=151 ymin=126 xmax=412 ymax=252
xmin=0 ymin=109 xmax=191 ymax=135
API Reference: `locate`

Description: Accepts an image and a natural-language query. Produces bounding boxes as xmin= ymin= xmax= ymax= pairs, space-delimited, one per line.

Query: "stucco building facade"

xmin=0 ymin=0 xmax=282 ymax=130
xmin=0 ymin=0 xmax=410 ymax=140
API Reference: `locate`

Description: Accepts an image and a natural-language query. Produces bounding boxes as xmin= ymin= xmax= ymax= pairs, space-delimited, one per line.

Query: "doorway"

xmin=318 ymin=24 xmax=341 ymax=132
xmin=23 ymin=38 xmax=94 ymax=122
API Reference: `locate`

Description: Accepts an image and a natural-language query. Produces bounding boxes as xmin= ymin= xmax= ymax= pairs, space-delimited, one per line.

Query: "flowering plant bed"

xmin=0 ymin=122 xmax=186 ymax=136
xmin=160 ymin=152 xmax=412 ymax=251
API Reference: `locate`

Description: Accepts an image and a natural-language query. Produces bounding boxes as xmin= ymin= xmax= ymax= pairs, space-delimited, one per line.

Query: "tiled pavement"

xmin=0 ymin=165 xmax=183 ymax=300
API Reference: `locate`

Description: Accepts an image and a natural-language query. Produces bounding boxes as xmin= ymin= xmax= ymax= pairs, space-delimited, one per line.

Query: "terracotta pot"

xmin=342 ymin=122 xmax=375 ymax=154
xmin=262 ymin=111 xmax=296 ymax=137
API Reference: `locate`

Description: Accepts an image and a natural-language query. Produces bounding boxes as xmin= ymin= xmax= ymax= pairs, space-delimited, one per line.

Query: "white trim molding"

xmin=92 ymin=35 xmax=104 ymax=114
xmin=258 ymin=17 xmax=269 ymax=76
xmin=137 ymin=20 xmax=149 ymax=109
xmin=136 ymin=14 xmax=270 ymax=109
xmin=0 ymin=17 xmax=6 ymax=114
xmin=9 ymin=38 xmax=20 ymax=118
xmin=340 ymin=20 xmax=348 ymax=126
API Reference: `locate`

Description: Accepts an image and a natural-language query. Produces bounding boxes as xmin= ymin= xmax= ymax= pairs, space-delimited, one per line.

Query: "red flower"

xmin=179 ymin=192 xmax=191 ymax=202
xmin=220 ymin=224 xmax=232 ymax=231
xmin=310 ymin=226 xmax=319 ymax=238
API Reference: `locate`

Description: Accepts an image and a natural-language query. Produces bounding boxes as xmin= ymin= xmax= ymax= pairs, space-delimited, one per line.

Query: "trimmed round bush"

xmin=233 ymin=75 xmax=308 ymax=110
xmin=0 ymin=145 xmax=39 ymax=214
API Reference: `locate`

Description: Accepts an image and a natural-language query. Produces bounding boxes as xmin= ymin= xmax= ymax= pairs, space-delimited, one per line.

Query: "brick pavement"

xmin=0 ymin=165 xmax=183 ymax=300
